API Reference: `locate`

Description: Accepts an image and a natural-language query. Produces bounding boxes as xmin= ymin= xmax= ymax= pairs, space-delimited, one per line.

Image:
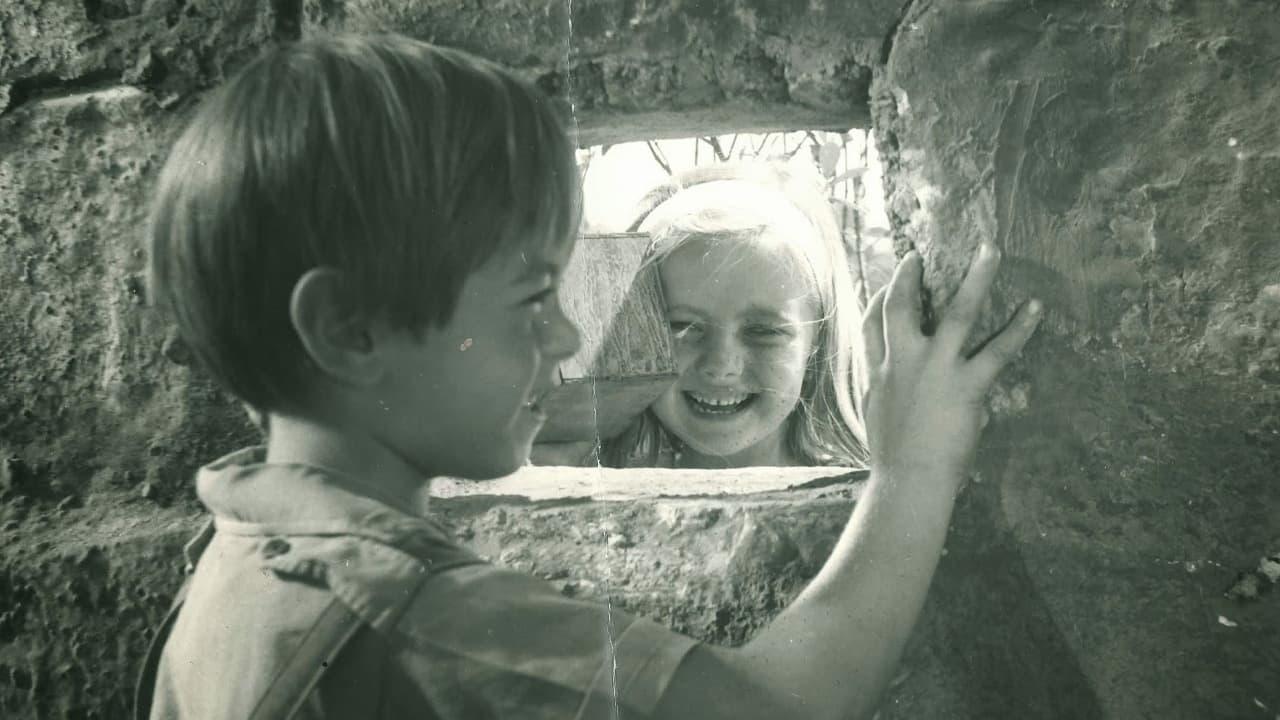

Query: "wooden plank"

xmin=536 ymin=375 xmax=668 ymax=442
xmin=535 ymin=233 xmax=677 ymax=443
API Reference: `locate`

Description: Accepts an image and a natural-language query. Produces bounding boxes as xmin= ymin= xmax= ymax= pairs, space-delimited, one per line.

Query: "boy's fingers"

xmin=938 ymin=243 xmax=1002 ymax=353
xmin=861 ymin=285 xmax=888 ymax=369
xmin=882 ymin=251 xmax=925 ymax=345
xmin=969 ymin=299 xmax=1043 ymax=385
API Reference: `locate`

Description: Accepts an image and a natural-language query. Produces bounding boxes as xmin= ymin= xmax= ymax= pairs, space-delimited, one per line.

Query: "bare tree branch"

xmin=576 ymin=147 xmax=596 ymax=184
xmin=752 ymin=132 xmax=772 ymax=157
xmin=701 ymin=136 xmax=729 ymax=162
xmin=646 ymin=140 xmax=673 ymax=175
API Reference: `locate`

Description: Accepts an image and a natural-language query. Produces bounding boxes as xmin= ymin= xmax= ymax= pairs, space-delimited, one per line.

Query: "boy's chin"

xmin=447 ymin=446 xmax=530 ymax=481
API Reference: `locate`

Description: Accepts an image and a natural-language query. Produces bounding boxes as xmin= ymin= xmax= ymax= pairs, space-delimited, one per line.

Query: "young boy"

xmin=141 ymin=34 xmax=1042 ymax=720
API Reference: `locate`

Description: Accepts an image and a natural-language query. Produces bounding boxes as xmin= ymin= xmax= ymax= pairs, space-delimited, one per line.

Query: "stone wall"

xmin=3 ymin=471 xmax=1107 ymax=719
xmin=871 ymin=2 xmax=1280 ymax=717
xmin=2 ymin=0 xmax=1278 ymax=718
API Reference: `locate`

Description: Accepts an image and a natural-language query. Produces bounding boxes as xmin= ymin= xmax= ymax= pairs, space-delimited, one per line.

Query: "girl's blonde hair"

xmin=602 ymin=162 xmax=869 ymax=468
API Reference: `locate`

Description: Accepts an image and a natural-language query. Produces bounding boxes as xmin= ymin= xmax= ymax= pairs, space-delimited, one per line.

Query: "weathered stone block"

xmin=1 ymin=0 xmax=280 ymax=113
xmin=12 ymin=463 xmax=1249 ymax=719
xmin=874 ymin=0 xmax=1280 ymax=371
xmin=0 ymin=86 xmax=255 ymax=502
xmin=872 ymin=1 xmax=1280 ymax=716
xmin=0 ymin=505 xmax=195 ymax=718
xmin=304 ymin=0 xmax=903 ymax=145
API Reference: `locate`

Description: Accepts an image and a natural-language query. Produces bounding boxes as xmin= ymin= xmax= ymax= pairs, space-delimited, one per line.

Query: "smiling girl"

xmin=601 ymin=163 xmax=868 ymax=469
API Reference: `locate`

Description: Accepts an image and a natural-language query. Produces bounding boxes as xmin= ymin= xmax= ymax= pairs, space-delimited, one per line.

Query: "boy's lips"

xmin=525 ymin=373 xmax=563 ymax=412
xmin=524 ymin=386 xmax=554 ymax=418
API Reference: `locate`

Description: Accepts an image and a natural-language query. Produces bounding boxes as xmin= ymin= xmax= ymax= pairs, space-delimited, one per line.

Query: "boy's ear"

xmin=290 ymin=267 xmax=383 ymax=387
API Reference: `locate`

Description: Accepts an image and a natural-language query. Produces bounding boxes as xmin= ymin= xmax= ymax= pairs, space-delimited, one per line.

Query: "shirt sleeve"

xmin=391 ymin=562 xmax=698 ymax=719
xmin=574 ymin=614 xmax=700 ymax=719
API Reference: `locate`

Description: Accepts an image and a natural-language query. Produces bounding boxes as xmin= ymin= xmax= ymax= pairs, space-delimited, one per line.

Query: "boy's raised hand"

xmin=861 ymin=243 xmax=1042 ymax=485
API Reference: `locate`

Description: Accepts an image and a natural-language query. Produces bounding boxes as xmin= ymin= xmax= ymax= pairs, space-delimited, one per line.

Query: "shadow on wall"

xmin=890 ymin=473 xmax=1105 ymax=719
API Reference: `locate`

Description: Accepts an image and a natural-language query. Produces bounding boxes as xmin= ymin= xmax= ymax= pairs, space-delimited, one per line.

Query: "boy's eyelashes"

xmin=522 ymin=287 xmax=557 ymax=309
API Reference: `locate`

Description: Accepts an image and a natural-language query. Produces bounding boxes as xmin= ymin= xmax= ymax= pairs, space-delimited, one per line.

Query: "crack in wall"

xmin=558 ymin=0 xmax=620 ymax=715
xmin=992 ymin=80 xmax=1040 ymax=253
xmin=880 ymin=0 xmax=927 ymax=66
xmin=1 ymin=69 xmax=122 ymax=118
xmin=870 ymin=0 xmax=932 ymax=243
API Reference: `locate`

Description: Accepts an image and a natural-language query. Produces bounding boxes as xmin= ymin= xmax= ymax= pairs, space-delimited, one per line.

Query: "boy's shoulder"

xmin=154 ymin=449 xmax=695 ymax=719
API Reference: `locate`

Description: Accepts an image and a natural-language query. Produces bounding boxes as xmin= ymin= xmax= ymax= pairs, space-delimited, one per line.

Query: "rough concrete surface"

xmin=872 ymin=0 xmax=1280 ymax=717
xmin=306 ymin=0 xmax=901 ymax=142
xmin=2 ymin=0 xmax=1279 ymax=717
xmin=0 ymin=86 xmax=259 ymax=510
xmin=1 ymin=0 xmax=282 ymax=115
xmin=2 ymin=476 xmax=1104 ymax=719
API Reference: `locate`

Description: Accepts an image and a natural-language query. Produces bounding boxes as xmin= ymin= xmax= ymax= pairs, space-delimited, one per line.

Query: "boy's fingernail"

xmin=1027 ymin=299 xmax=1043 ymax=316
xmin=979 ymin=242 xmax=1000 ymax=261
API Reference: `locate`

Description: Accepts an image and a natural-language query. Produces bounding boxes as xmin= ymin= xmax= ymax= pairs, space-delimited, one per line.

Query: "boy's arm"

xmin=654 ymin=462 xmax=962 ymax=720
xmin=651 ymin=245 xmax=1043 ymax=720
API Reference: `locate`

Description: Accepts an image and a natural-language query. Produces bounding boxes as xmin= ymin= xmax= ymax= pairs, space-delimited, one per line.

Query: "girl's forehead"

xmin=663 ymin=232 xmax=810 ymax=276
xmin=659 ymin=235 xmax=819 ymax=313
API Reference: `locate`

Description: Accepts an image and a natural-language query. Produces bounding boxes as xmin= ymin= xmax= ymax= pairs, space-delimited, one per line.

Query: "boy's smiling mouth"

xmin=683 ymin=390 xmax=756 ymax=416
xmin=524 ymin=388 xmax=551 ymax=419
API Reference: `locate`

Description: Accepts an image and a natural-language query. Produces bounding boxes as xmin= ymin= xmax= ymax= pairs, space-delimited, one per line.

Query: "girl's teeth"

xmin=689 ymin=392 xmax=749 ymax=406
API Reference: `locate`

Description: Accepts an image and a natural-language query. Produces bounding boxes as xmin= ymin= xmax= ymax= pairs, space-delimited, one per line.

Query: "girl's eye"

xmin=745 ymin=324 xmax=790 ymax=341
xmin=669 ymin=320 xmax=701 ymax=338
xmin=747 ymin=324 xmax=783 ymax=338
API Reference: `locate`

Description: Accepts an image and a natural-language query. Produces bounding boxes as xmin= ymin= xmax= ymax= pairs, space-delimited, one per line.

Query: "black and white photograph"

xmin=1 ymin=1 xmax=1277 ymax=718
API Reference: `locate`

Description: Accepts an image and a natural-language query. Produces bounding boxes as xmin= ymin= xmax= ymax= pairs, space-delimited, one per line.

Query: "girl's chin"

xmin=672 ymin=428 xmax=767 ymax=459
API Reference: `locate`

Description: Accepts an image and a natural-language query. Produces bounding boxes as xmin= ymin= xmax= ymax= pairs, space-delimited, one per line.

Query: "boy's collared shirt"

xmin=150 ymin=448 xmax=696 ymax=719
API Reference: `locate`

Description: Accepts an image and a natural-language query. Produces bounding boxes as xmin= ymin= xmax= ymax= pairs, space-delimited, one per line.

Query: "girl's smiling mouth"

xmin=683 ymin=390 xmax=757 ymax=416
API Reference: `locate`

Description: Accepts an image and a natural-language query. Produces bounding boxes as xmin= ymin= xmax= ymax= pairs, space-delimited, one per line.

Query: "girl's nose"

xmin=697 ymin=332 xmax=744 ymax=381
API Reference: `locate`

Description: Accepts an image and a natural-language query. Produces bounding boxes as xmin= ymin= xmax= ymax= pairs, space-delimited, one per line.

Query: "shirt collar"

xmin=196 ymin=446 xmax=453 ymax=550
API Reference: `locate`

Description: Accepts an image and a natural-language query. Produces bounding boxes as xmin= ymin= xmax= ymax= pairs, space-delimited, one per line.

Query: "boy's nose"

xmin=540 ymin=310 xmax=581 ymax=361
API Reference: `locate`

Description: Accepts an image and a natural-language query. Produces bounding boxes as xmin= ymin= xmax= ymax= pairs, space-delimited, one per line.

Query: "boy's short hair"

xmin=149 ymin=34 xmax=581 ymax=413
